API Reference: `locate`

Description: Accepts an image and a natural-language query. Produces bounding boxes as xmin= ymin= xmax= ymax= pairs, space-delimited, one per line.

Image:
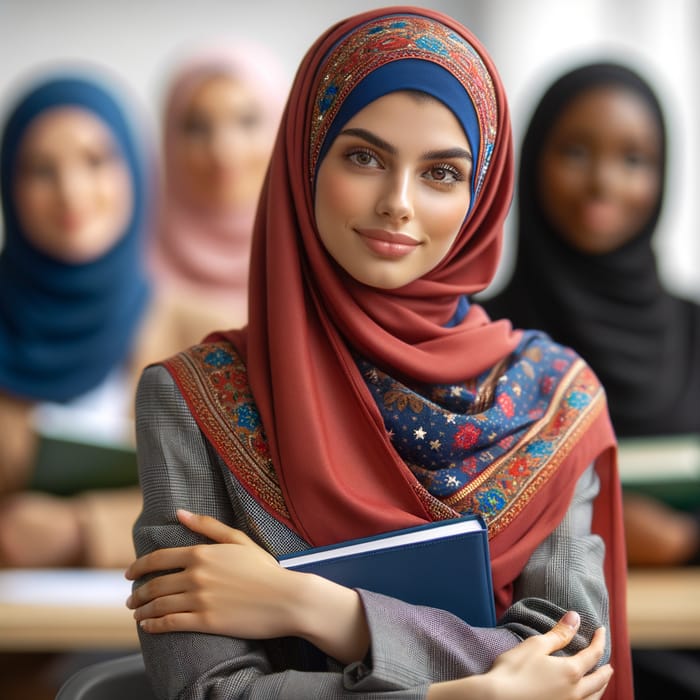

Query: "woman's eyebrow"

xmin=337 ymin=127 xmax=472 ymax=162
xmin=422 ymin=146 xmax=472 ymax=162
xmin=339 ymin=127 xmax=395 ymax=154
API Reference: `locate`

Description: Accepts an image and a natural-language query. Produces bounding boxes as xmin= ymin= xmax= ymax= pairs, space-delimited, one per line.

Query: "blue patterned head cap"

xmin=309 ymin=13 xmax=498 ymax=210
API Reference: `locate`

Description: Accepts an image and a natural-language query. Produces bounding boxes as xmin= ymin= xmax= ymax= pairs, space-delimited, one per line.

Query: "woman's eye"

xmin=86 ymin=149 xmax=117 ymax=169
xmin=558 ymin=143 xmax=588 ymax=161
xmin=623 ymin=151 xmax=652 ymax=168
xmin=20 ymin=161 xmax=56 ymax=181
xmin=237 ymin=111 xmax=263 ymax=130
xmin=425 ymin=164 xmax=462 ymax=184
xmin=347 ymin=149 xmax=380 ymax=168
xmin=182 ymin=117 xmax=212 ymax=140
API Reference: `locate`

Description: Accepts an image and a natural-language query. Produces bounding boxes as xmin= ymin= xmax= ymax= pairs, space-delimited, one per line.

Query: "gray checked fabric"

xmin=132 ymin=365 xmax=610 ymax=699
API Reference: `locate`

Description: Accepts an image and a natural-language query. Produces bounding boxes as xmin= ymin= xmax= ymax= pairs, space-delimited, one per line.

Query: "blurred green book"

xmin=618 ymin=435 xmax=700 ymax=512
xmin=29 ymin=433 xmax=138 ymax=496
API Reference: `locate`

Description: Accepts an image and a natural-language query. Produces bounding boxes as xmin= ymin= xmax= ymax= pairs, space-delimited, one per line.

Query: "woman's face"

xmin=13 ymin=107 xmax=133 ymax=264
xmin=174 ymin=74 xmax=273 ymax=210
xmin=314 ymin=91 xmax=472 ymax=290
xmin=537 ymin=85 xmax=662 ymax=255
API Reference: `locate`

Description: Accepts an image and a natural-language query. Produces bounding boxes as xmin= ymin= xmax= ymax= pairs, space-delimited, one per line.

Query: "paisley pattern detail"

xmin=163 ymin=343 xmax=290 ymax=521
xmin=358 ymin=332 xmax=606 ymax=535
xmin=163 ymin=333 xmax=605 ymax=538
xmin=309 ymin=14 xmax=497 ymax=195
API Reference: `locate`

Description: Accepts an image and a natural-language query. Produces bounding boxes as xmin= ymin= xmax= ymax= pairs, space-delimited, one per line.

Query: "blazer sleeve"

xmin=500 ymin=462 xmax=611 ymax=663
xmin=132 ymin=364 xmax=604 ymax=698
xmin=134 ymin=364 xmax=436 ymax=698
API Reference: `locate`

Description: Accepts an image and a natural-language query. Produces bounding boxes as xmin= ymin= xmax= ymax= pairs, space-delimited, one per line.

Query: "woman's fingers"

xmin=532 ymin=610 xmax=580 ymax=654
xmin=578 ymin=664 xmax=613 ymax=699
xmin=126 ymin=568 xmax=191 ymax=609
xmin=484 ymin=613 xmax=613 ymax=700
xmin=131 ymin=589 xmax=193 ymax=622
xmin=530 ymin=611 xmax=606 ymax=673
xmin=571 ymin=626 xmax=607 ymax=675
xmin=125 ymin=545 xmax=191 ymax=580
xmin=138 ymin=611 xmax=204 ymax=635
xmin=176 ymin=509 xmax=249 ymax=544
xmin=125 ymin=512 xmax=250 ymax=581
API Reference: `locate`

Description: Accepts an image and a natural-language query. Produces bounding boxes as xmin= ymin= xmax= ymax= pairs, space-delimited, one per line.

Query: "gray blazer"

xmin=133 ymin=364 xmax=609 ymax=699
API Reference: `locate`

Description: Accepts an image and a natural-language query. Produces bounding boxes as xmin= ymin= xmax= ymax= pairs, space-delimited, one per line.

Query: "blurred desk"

xmin=0 ymin=569 xmax=138 ymax=651
xmin=627 ymin=567 xmax=700 ymax=648
xmin=1 ymin=567 xmax=698 ymax=651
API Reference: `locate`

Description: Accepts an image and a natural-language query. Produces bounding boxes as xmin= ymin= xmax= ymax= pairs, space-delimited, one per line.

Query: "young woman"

xmin=483 ymin=59 xmax=700 ymax=699
xmin=0 ymin=70 xmax=152 ymax=567
xmin=126 ymin=8 xmax=632 ymax=698
xmin=145 ymin=43 xmax=287 ymax=350
xmin=483 ymin=61 xmax=700 ymax=568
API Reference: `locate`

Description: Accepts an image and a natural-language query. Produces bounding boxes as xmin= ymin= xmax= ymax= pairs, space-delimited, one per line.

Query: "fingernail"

xmin=176 ymin=508 xmax=193 ymax=518
xmin=561 ymin=611 xmax=580 ymax=629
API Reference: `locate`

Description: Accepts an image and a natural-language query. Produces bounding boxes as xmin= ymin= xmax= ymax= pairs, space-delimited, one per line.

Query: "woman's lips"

xmin=56 ymin=210 xmax=90 ymax=234
xmin=356 ymin=228 xmax=420 ymax=259
xmin=579 ymin=201 xmax=621 ymax=234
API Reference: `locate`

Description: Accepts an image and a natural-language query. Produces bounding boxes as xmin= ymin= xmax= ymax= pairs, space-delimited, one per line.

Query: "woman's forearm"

xmin=288 ymin=570 xmax=370 ymax=664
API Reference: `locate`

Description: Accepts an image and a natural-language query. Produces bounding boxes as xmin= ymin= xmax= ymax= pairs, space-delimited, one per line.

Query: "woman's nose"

xmin=376 ymin=169 xmax=414 ymax=223
xmin=55 ymin=165 xmax=90 ymax=205
xmin=589 ymin=156 xmax=620 ymax=196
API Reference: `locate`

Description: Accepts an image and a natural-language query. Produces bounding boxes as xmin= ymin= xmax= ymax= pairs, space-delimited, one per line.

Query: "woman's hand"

xmin=624 ymin=491 xmax=700 ymax=566
xmin=0 ymin=393 xmax=36 ymax=492
xmin=428 ymin=611 xmax=612 ymax=700
xmin=125 ymin=509 xmax=305 ymax=639
xmin=482 ymin=611 xmax=612 ymax=699
xmin=0 ymin=492 xmax=83 ymax=566
xmin=125 ymin=510 xmax=370 ymax=663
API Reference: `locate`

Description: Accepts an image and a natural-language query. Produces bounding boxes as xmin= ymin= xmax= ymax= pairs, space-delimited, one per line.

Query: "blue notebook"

xmin=279 ymin=514 xmax=496 ymax=627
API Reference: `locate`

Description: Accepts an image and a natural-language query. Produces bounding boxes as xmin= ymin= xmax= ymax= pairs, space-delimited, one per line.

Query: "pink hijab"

xmin=150 ymin=42 xmax=287 ymax=316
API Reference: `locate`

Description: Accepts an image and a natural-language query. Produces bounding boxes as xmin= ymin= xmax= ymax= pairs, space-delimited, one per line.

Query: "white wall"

xmin=474 ymin=0 xmax=700 ymax=297
xmin=1 ymin=0 xmax=697 ymax=296
xmin=0 ymin=0 xmax=470 ymax=122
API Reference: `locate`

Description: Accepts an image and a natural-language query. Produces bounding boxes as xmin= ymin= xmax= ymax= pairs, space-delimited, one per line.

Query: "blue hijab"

xmin=0 ymin=73 xmax=151 ymax=402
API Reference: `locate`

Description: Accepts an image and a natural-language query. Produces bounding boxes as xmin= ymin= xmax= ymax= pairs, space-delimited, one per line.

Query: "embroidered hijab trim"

xmin=309 ymin=14 xmax=497 ymax=199
xmin=164 ymin=334 xmax=605 ymax=539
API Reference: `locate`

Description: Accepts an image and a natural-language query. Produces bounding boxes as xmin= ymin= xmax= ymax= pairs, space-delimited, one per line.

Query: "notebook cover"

xmin=279 ymin=515 xmax=496 ymax=627
xmin=29 ymin=434 xmax=138 ymax=495
xmin=618 ymin=435 xmax=700 ymax=512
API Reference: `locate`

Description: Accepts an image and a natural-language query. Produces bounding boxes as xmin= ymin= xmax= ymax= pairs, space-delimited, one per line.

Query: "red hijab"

xmin=224 ymin=5 xmax=521 ymax=544
xmin=215 ymin=7 xmax=630 ymax=696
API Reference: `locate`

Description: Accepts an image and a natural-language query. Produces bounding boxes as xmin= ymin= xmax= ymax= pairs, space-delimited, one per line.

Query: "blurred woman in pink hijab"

xmin=144 ymin=41 xmax=288 ymax=357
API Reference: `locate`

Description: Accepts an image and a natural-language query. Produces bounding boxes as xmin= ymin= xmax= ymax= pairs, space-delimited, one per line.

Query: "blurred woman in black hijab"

xmin=483 ymin=60 xmax=700 ymax=698
xmin=485 ymin=61 xmax=700 ymax=566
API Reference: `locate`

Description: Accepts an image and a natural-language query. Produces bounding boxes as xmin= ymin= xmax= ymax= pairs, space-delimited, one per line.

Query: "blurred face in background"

xmin=537 ymin=85 xmax=662 ymax=255
xmin=13 ymin=107 xmax=133 ymax=263
xmin=173 ymin=74 xmax=274 ymax=210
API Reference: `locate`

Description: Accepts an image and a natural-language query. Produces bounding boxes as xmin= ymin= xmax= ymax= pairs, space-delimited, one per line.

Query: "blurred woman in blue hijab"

xmin=0 ymin=67 xmax=153 ymax=567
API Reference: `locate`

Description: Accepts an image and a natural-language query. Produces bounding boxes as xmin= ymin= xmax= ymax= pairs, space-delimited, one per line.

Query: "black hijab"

xmin=484 ymin=62 xmax=700 ymax=437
